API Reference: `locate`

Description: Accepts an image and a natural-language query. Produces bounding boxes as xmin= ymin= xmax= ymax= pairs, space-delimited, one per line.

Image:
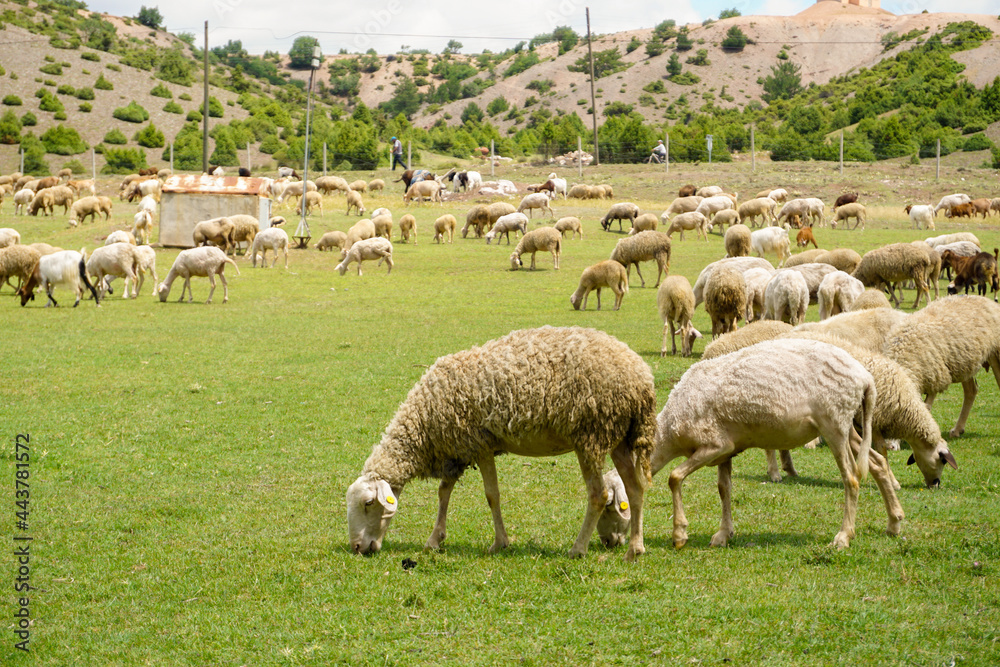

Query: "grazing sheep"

xmin=935 ymin=241 xmax=982 ymax=279
xmin=316 ymin=231 xmax=348 ymax=252
xmin=69 ymin=196 xmax=110 ymax=226
xmin=485 ymin=212 xmax=528 ymax=245
xmin=462 ymin=205 xmax=490 ymax=239
xmin=130 ymin=245 xmax=158 ymax=297
xmin=665 ymin=211 xmax=709 ymax=241
xmin=343 ymin=218 xmax=376 ymax=252
xmin=19 ymin=248 xmax=101 ymax=307
xmin=45 ymin=185 xmax=76 ymax=215
xmin=452 ymin=170 xmax=483 ymax=193
xmin=336 ymin=237 xmax=393 ymax=276
xmin=679 ymin=184 xmax=697 ymax=197
xmin=908 ymin=241 xmax=942 ymax=302
xmin=315 ymin=175 xmax=350 ymax=195
xmin=783 ymin=248 xmax=825 ymax=267
xmin=433 ymin=215 xmax=457 ymax=244
xmin=398 ymin=214 xmax=417 ymax=244
xmin=372 ymin=214 xmax=393 ymax=240
xmin=596 ymin=469 xmax=633 ymax=548
xmin=704 ymin=266 xmax=746 ymax=338
xmin=834 ymin=191 xmax=859 ymax=208
xmin=594 ymin=184 xmax=614 ymax=199
xmin=299 ymin=191 xmax=324 ymax=216
xmin=832 ymin=203 xmax=866 ymax=230
xmin=657 ymin=275 xmax=701 ymax=356
xmin=488 ymin=202 xmax=516 ymax=223
xmin=131 ymin=209 xmax=154 ymax=245
xmin=13 ymin=189 xmax=34 ymax=216
xmin=28 ymin=243 xmax=62 ymax=256
xmin=228 ymin=214 xmax=259 ymax=255
xmin=555 ymin=216 xmax=583 ymax=240
xmin=0 ymin=244 xmax=41 ymax=293
xmin=570 ymin=260 xmax=629 ymax=311
xmin=692 ymin=256 xmax=774 ymax=308
xmin=695 ymin=185 xmax=724 ymax=198
xmin=925 ymin=232 xmax=980 ymax=250
xmin=783 ymin=262 xmax=839 ymax=303
xmin=345 ymin=190 xmax=365 ymax=216
xmin=276 ymin=179 xmax=317 ymax=205
xmin=852 ymin=243 xmax=931 ymax=309
xmin=724 ymin=224 xmax=752 ymax=258
xmin=932 ymin=193 xmax=971 ymax=217
xmin=737 ymin=197 xmax=777 ymax=227
xmin=250 ymin=227 xmax=290 ymax=269
xmin=157 ymin=246 xmax=239 ymax=304
xmin=701 ymin=320 xmax=794 ymax=360
xmin=795 ymin=307 xmax=908 ymax=353
xmin=345 ymin=326 xmax=656 ymax=560
xmin=796 ymin=226 xmax=818 ymax=249
xmin=818 ymin=271 xmax=866 ymax=320
xmin=777 ymin=198 xmax=824 ymax=227
xmin=367 ymin=178 xmax=385 ymax=193
xmin=609 ymin=231 xmax=671 ymax=288
xmin=709 ymin=209 xmax=740 ymax=234
xmin=0 ymin=227 xmax=22 ymax=249
xmin=905 ymin=204 xmax=935 ymax=231
xmin=349 ymin=180 xmax=368 ymax=193
xmin=652 ymin=338 xmax=875 ymax=549
xmin=764 ymin=269 xmax=809 ymax=326
xmin=850 ymin=288 xmax=893 ymax=311
xmin=991 ymin=198 xmax=1000 ymax=216
xmin=628 ymin=213 xmax=658 ymax=236
xmin=403 ymin=180 xmax=443 ymax=205
xmin=695 ymin=195 xmax=737 ymax=222
xmin=600 ymin=202 xmax=639 ymax=232
xmin=753 ymin=187 xmax=787 ymax=202
xmin=945 ymin=249 xmax=999 ymax=300
xmin=883 ymin=295 xmax=1000 ymax=438
xmin=661 ymin=195 xmax=703 ymax=220
xmin=192 ymin=217 xmax=236 ymax=254
xmin=742 ymin=267 xmax=774 ymax=322
xmin=509 ymin=227 xmax=561 ymax=271
xmin=28 ymin=189 xmax=55 ymax=216
xmin=516 ymin=192 xmax=555 ymax=219
xmin=750 ymin=226 xmax=791 ymax=267
xmin=87 ymin=243 xmax=140 ymax=299
xmin=567 ymin=184 xmax=595 ymax=199
xmin=814 ymin=248 xmax=863 ymax=274
xmin=104 ymin=230 xmax=135 ymax=246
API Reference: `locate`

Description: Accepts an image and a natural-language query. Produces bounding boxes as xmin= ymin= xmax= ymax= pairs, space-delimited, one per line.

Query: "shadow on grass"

xmin=642 ymin=531 xmax=816 ymax=550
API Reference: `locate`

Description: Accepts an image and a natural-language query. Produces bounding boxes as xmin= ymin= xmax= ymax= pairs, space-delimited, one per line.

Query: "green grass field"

xmin=3 ymin=162 xmax=1000 ymax=665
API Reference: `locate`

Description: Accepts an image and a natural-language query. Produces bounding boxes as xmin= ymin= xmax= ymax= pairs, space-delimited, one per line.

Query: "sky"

xmin=89 ymin=0 xmax=1000 ymax=55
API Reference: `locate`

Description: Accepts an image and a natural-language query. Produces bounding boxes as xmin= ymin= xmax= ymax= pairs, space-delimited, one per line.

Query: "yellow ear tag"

xmin=386 ymin=496 xmax=396 ymax=505
xmin=619 ymin=501 xmax=629 ymax=511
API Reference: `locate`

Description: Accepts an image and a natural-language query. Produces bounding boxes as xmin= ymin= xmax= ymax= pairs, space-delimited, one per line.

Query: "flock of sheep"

xmin=3 ymin=165 xmax=999 ymax=561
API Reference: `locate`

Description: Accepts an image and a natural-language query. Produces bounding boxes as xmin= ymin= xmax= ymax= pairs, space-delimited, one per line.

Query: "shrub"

xmin=259 ymin=134 xmax=282 ymax=154
xmin=78 ymin=102 xmax=92 ymax=112
xmin=40 ymin=63 xmax=63 ymax=75
xmin=3 ymin=95 xmax=22 ymax=106
xmin=527 ymin=79 xmax=554 ymax=93
xmin=94 ymin=73 xmax=113 ymax=90
xmin=81 ymin=52 xmax=100 ymax=62
xmin=643 ymin=80 xmax=667 ymax=94
xmin=721 ymin=26 xmax=749 ymax=51
xmin=187 ymin=109 xmax=202 ymax=122
xmin=57 ymin=84 xmax=76 ymax=96
xmin=112 ymin=101 xmax=149 ymax=123
xmin=156 ymin=48 xmax=193 ymax=86
xmin=19 ymin=134 xmax=49 ymax=175
xmin=505 ymin=50 xmax=540 ymax=77
xmin=101 ymin=147 xmax=147 ymax=174
xmin=178 ymin=92 xmax=192 ymax=101
xmin=39 ymin=93 xmax=65 ymax=114
xmin=163 ymin=100 xmax=183 ymax=114
xmin=41 ymin=124 xmax=88 ymax=155
xmin=686 ymin=49 xmax=710 ymax=66
xmin=568 ymin=48 xmax=629 ymax=78
xmin=21 ymin=112 xmax=37 ymax=126
xmin=75 ymin=87 xmax=94 ymax=100
xmin=134 ymin=123 xmax=165 ymax=148
xmin=0 ymin=110 xmax=21 ymax=144
xmin=626 ymin=37 xmax=642 ymax=54
xmin=62 ymin=159 xmax=87 ymax=174
xmin=963 ymin=133 xmax=994 ymax=151
xmin=106 ymin=63 xmax=121 ymax=72
xmin=150 ymin=83 xmax=172 ymax=98
xmin=208 ymin=96 xmax=224 ymax=118
xmin=103 ymin=128 xmax=128 ymax=144
xmin=645 ymin=39 xmax=665 ymax=58
xmin=487 ymin=96 xmax=509 ymax=116
xmin=288 ymin=36 xmax=321 ymax=69
xmin=136 ymin=6 xmax=162 ymax=29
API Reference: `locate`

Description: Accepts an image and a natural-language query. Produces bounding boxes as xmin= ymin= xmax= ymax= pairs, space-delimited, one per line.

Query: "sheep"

xmin=832 ymin=203 xmax=866 ymax=231
xmin=750 ymin=226 xmax=791 ymax=267
xmin=905 ymin=204 xmax=935 ymax=231
xmin=909 ymin=241 xmax=942 ymax=302
xmin=932 ymin=193 xmax=971 ymax=217
xmin=315 ymin=175 xmax=350 ymax=195
xmin=695 ymin=195 xmax=737 ymax=223
xmin=335 ymin=236 xmax=393 ymax=276
xmin=485 ymin=212 xmax=528 ymax=245
xmin=709 ymin=209 xmax=740 ymax=235
xmin=883 ymin=295 xmax=1000 ymax=438
xmin=936 ymin=241 xmax=982 ymax=279
xmin=701 ymin=320 xmax=794 ymax=360
xmin=462 ymin=205 xmax=490 ymax=239
xmin=277 ymin=166 xmax=300 ymax=180
xmin=723 ymin=224 xmax=752 ymax=259
xmin=834 ymin=191 xmax=859 ymax=208
xmin=349 ymin=179 xmax=368 ymax=193
xmin=276 ymin=179 xmax=317 ymax=205
xmin=68 ymin=196 xmax=107 ymax=226
xmin=28 ymin=243 xmax=62 ymax=256
xmin=570 ymin=260 xmax=629 ymax=311
xmin=783 ymin=249 xmax=826 ymax=267
xmin=664 ymin=211 xmax=709 ymax=241
xmin=452 ymin=170 xmax=483 ymax=193
xmin=925 ymin=232 xmax=980 ymax=250
xmin=704 ymin=266 xmax=746 ymax=338
xmin=87 ymin=243 xmax=140 ymax=300
xmin=432 ymin=215 xmax=456 ymax=244
xmin=945 ymin=249 xmax=999 ymax=300
xmin=594 ymin=184 xmax=614 ymax=199
xmin=372 ymin=214 xmax=393 ymax=241
xmin=345 ymin=190 xmax=365 ymax=216
xmin=661 ymin=195 xmax=704 ymax=220
xmin=398 ymin=214 xmax=417 ymax=244
xmin=783 ymin=262 xmax=839 ymax=303
xmin=609 ymin=231 xmax=671 ymax=288
xmin=66 ymin=178 xmax=95 ymax=197
xmin=131 ymin=210 xmax=154 ymax=245
xmin=509 ymin=227 xmax=561 ymax=271
xmin=104 ymin=231 xmax=135 ymax=246
xmin=249 ymin=228 xmax=289 ymax=269
xmin=228 ymin=214 xmax=259 ymax=255
xmin=367 ymin=178 xmax=385 ymax=193
xmin=692 ymin=256 xmax=774 ymax=308
xmin=345 ymin=326 xmax=656 ymax=560
xmin=370 ymin=207 xmax=391 ymax=220
xmin=488 ymin=202 xmax=516 ymax=223
xmin=19 ymin=248 xmax=101 ymax=307
xmin=316 ymin=231 xmax=348 ymax=252
xmin=852 ymin=243 xmax=931 ymax=309
xmin=343 ymin=218 xmax=376 ymax=252
xmin=600 ymin=202 xmax=639 ymax=232
xmin=0 ymin=244 xmax=41 ymax=293
xmin=0 ymin=227 xmax=21 ymax=249
xmin=991 ymin=198 xmax=1000 ymax=216
xmin=679 ymin=184 xmax=697 ymax=197
xmin=13 ymin=189 xmax=33 ymax=216
xmin=763 ymin=269 xmax=809 ymax=326
xmin=128 ymin=245 xmax=158 ymax=297
xmin=121 ymin=178 xmax=161 ymax=203
xmin=567 ymin=184 xmax=595 ymax=199
xmin=818 ymin=271 xmax=866 ymax=320
xmin=650 ymin=338 xmax=876 ymax=549
xmin=628 ymin=213 xmax=658 ymax=236
xmin=555 ymin=216 xmax=583 ymax=240
xmin=795 ymin=307 xmax=908 ymax=354
xmin=657 ymin=275 xmax=701 ymax=356
xmin=695 ymin=185 xmax=724 ymax=198
xmin=298 ymin=191 xmax=324 ymax=217
xmin=192 ymin=217 xmax=236 ymax=255
xmin=403 ymin=180 xmax=443 ymax=205
xmin=28 ymin=189 xmax=55 ymax=216
xmin=157 ymin=246 xmax=240 ymax=304
xmin=946 ymin=202 xmax=974 ymax=218
xmin=596 ymin=468 xmax=633 ymax=548
xmin=796 ymin=226 xmax=818 ymax=248
xmin=45 ymin=185 xmax=76 ymax=215
xmin=815 ymin=248 xmax=863 ymax=274
xmin=850 ymin=288 xmax=893 ymax=311
xmin=742 ymin=267 xmax=774 ymax=322
xmin=777 ymin=198 xmax=824 ymax=227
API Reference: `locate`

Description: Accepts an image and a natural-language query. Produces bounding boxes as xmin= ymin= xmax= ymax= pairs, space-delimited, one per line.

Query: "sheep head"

xmin=906 ymin=440 xmax=957 ymax=488
xmin=596 ymin=469 xmax=631 ymax=548
xmin=156 ymin=282 xmax=170 ymax=302
xmin=346 ymin=474 xmax=399 ymax=555
xmin=509 ymin=252 xmax=522 ymax=271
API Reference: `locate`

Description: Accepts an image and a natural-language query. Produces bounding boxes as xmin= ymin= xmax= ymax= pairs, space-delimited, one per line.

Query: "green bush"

xmin=39 ymin=93 xmax=65 ymax=114
xmin=505 ymin=50 xmax=540 ymax=78
xmin=57 ymin=84 xmax=76 ymax=96
xmin=259 ymin=134 xmax=282 ymax=154
xmin=187 ymin=109 xmax=202 ymax=122
xmin=0 ymin=110 xmax=21 ymax=144
xmin=103 ymin=128 xmax=128 ymax=144
xmin=2 ymin=95 xmax=22 ymax=106
xmin=62 ymin=158 xmax=87 ymax=174
xmin=134 ymin=123 xmax=165 ymax=148
xmin=526 ymin=79 xmax=554 ymax=93
xmin=41 ymin=124 xmax=88 ymax=154
xmin=101 ymin=147 xmax=147 ymax=174
xmin=178 ymin=92 xmax=192 ymax=101
xmin=40 ymin=63 xmax=63 ymax=75
xmin=81 ymin=52 xmax=100 ymax=62
xmin=150 ymin=83 xmax=172 ymax=98
xmin=94 ymin=73 xmax=113 ymax=90
xmin=163 ymin=100 xmax=183 ymax=114
xmin=19 ymin=133 xmax=49 ymax=175
xmin=626 ymin=37 xmax=642 ymax=54
xmin=78 ymin=102 xmax=92 ymax=112
xmin=721 ymin=26 xmax=749 ymax=51
xmin=75 ymin=87 xmax=94 ymax=100
xmin=487 ymin=96 xmax=509 ymax=116
xmin=963 ymin=133 xmax=994 ymax=151
xmin=208 ymin=96 xmax=224 ymax=118
xmin=21 ymin=112 xmax=37 ymax=127
xmin=112 ymin=101 xmax=149 ymax=123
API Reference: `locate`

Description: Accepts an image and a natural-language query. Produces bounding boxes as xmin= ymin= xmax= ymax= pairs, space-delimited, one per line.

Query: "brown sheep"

xmin=796 ymin=226 xmax=818 ymax=249
xmin=970 ymin=198 xmax=991 ymax=218
xmin=948 ymin=202 xmax=974 ymax=218
xmin=834 ymin=191 xmax=858 ymax=208
xmin=678 ymin=184 xmax=697 ymax=197
xmin=945 ymin=249 xmax=999 ymax=300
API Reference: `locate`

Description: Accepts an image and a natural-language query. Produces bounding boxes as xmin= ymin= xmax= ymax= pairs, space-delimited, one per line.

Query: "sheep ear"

xmin=906 ymin=454 xmax=916 ymax=466
xmin=941 ymin=450 xmax=958 ymax=470
xmin=375 ymin=480 xmax=398 ymax=516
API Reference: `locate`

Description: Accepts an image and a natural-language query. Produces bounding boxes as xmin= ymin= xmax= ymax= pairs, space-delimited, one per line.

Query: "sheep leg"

xmin=950 ymin=378 xmax=978 ymax=438
xmin=667 ymin=445 xmax=728 ymax=548
xmin=205 ymin=274 xmax=217 ymax=304
xmin=827 ymin=428 xmax=860 ymax=549
xmin=594 ymin=288 xmax=602 ymax=311
xmin=179 ymin=278 xmax=191 ymax=303
xmin=986 ymin=352 xmax=1000 ymax=392
xmin=765 ymin=450 xmax=781 ymax=482
xmin=424 ymin=478 xmax=456 ymax=551
xmin=780 ymin=450 xmax=798 ymax=477
xmin=610 ymin=443 xmax=646 ymax=562
xmin=663 ymin=320 xmax=674 ymax=357
xmin=710 ymin=458 xmax=735 ymax=547
xmin=633 ymin=263 xmax=646 ymax=288
xmin=568 ymin=452 xmax=607 ymax=559
xmin=854 ymin=431 xmax=904 ymax=536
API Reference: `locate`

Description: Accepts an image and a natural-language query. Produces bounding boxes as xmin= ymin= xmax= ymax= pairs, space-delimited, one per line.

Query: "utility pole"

xmin=586 ymin=7 xmax=599 ymax=166
xmin=202 ymin=20 xmax=209 ymax=173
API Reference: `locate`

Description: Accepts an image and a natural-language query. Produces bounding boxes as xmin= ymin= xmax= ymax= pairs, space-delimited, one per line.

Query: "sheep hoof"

xmin=623 ymin=546 xmax=644 ymax=562
xmin=709 ymin=531 xmax=730 ymax=548
xmin=567 ymin=547 xmax=586 ymax=559
xmin=487 ymin=539 xmax=509 ymax=554
xmin=672 ymin=532 xmax=688 ymax=549
xmin=832 ymin=532 xmax=851 ymax=550
xmin=948 ymin=426 xmax=964 ymax=438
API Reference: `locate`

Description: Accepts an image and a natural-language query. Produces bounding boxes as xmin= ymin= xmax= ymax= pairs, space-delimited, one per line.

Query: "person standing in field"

xmin=391 ymin=136 xmax=407 ymax=171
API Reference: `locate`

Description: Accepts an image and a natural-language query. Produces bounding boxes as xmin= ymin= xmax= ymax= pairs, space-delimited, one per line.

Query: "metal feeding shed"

xmin=159 ymin=175 xmax=272 ymax=248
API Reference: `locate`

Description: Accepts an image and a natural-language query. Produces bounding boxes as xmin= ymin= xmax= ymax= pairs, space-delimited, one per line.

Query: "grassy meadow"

xmin=3 ymin=160 xmax=1000 ymax=665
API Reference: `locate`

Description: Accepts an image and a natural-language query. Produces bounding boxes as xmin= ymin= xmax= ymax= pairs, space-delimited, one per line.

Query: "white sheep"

xmin=764 ymin=269 xmax=809 ymax=326
xmin=398 ymin=214 xmax=417 ymax=244
xmin=738 ymin=197 xmax=777 ymax=227
xmin=345 ymin=326 xmax=657 ymax=561
xmin=600 ymin=202 xmax=639 ymax=231
xmin=609 ymin=231 xmax=671 ymax=288
xmin=692 ymin=256 xmax=774 ymax=308
xmin=555 ymin=216 xmax=583 ymax=240
xmin=228 ymin=214 xmax=260 ymax=255
xmin=701 ymin=320 xmax=794 ymax=360
xmin=657 ymin=275 xmax=702 ymax=357
xmin=704 ymin=266 xmax=746 ymax=338
xmin=832 ymin=203 xmax=866 ymax=230
xmin=343 ymin=218 xmax=376 ymax=252
xmin=485 ymin=212 xmax=528 ymax=245
xmin=0 ymin=227 xmax=22 ymax=248
xmin=104 ymin=230 xmax=135 ymax=246
xmin=628 ymin=213 xmax=658 ymax=236
xmin=433 ymin=215 xmax=456 ymax=244
xmin=509 ymin=227 xmax=561 ymax=271
xmin=336 ymin=237 xmax=394 ymax=276
xmin=906 ymin=204 xmax=935 ymax=231
xmin=664 ymin=211 xmax=708 ymax=241
xmin=0 ymin=244 xmax=41 ymax=293
xmin=545 ymin=173 xmax=567 ymax=198
xmin=776 ymin=198 xmax=823 ymax=227
xmin=818 ymin=271 xmax=866 ymax=319
xmin=316 ymin=231 xmax=348 ymax=252
xmin=372 ymin=215 xmax=393 ymax=240
xmin=192 ymin=217 xmax=236 ymax=254
xmin=569 ymin=260 xmax=629 ymax=311
xmin=750 ymin=226 xmax=790 ymax=267
xmin=87 ymin=243 xmax=140 ymax=299
xmin=68 ymin=195 xmax=110 ymax=225
xmin=661 ymin=195 xmax=703 ymax=220
xmin=516 ymin=192 xmax=554 ymax=219
xmin=695 ymin=195 xmax=736 ymax=221
xmin=925 ymin=232 xmax=980 ymax=250
xmin=315 ymin=175 xmax=350 ymax=195
xmin=708 ymin=209 xmax=740 ymax=234
xmin=783 ymin=261 xmax=839 ymax=303
xmin=13 ymin=189 xmax=34 ymax=216
xmin=850 ymin=289 xmax=893 ymax=311
xmin=650 ymin=338 xmax=875 ymax=549
xmin=19 ymin=249 xmax=101 ymax=307
xmin=403 ymin=180 xmax=443 ymax=205
xmin=250 ymin=228 xmax=289 ymax=269
xmin=932 ymin=193 xmax=971 ymax=217
xmin=695 ymin=185 xmax=724 ymax=197
xmin=299 ymin=191 xmax=324 ymax=216
xmin=742 ymin=267 xmax=774 ymax=322
xmin=157 ymin=246 xmax=240 ymax=304
xmin=852 ymin=243 xmax=931 ymax=309
xmin=131 ymin=210 xmax=154 ymax=245
xmin=795 ymin=307 xmax=908 ymax=354
xmin=724 ymin=224 xmax=752 ymax=258
xmin=345 ymin=190 xmax=365 ymax=216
